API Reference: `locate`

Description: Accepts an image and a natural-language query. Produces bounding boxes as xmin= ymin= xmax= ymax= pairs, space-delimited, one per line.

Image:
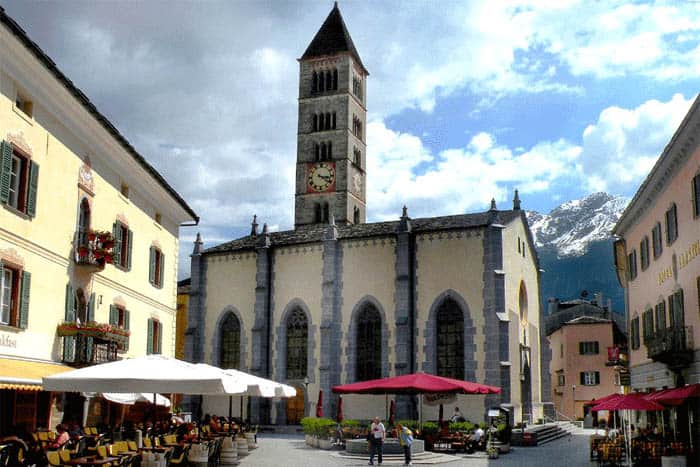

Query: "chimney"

xmin=513 ymin=189 xmax=521 ymax=210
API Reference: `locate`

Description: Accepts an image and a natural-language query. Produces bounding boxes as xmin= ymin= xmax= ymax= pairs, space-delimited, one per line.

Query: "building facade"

xmin=0 ymin=6 xmax=197 ymax=432
xmin=186 ymin=4 xmax=551 ymax=426
xmin=612 ymin=95 xmax=700 ymax=392
xmin=546 ymin=297 xmax=627 ymax=421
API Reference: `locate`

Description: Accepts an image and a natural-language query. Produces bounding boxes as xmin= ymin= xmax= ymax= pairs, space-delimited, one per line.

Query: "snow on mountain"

xmin=526 ymin=192 xmax=629 ymax=258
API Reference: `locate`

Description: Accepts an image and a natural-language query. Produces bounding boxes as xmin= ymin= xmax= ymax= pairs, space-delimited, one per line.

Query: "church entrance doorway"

xmin=286 ymin=386 xmax=304 ymax=424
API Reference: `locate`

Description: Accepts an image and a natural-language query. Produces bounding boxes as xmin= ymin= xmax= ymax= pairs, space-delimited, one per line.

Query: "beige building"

xmin=186 ymin=4 xmax=551 ymax=426
xmin=0 ymin=7 xmax=197 ymax=431
xmin=612 ymin=94 xmax=700 ymax=392
xmin=546 ymin=297 xmax=627 ymax=422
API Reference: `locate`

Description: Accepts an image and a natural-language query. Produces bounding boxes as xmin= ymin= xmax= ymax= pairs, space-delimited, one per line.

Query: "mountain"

xmin=526 ymin=192 xmax=629 ymax=314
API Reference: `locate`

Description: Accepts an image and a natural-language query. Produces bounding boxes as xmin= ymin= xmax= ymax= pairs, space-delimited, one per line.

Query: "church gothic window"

xmin=356 ymin=304 xmax=381 ymax=381
xmin=286 ymin=308 xmax=308 ymax=379
xmin=220 ymin=313 xmax=241 ymax=369
xmin=436 ymin=298 xmax=464 ymax=380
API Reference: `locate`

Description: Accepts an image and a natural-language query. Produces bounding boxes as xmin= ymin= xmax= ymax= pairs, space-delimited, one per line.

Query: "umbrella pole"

xmin=689 ymin=408 xmax=693 ymax=451
xmin=419 ymin=395 xmax=423 ymax=431
xmin=228 ymin=396 xmax=233 ymax=430
xmin=385 ymin=394 xmax=388 ymax=422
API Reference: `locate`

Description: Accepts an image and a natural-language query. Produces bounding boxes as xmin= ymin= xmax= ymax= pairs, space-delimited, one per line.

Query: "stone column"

xmin=394 ymin=207 xmax=415 ymax=419
xmin=183 ymin=233 xmax=207 ymax=417
xmin=251 ymin=227 xmax=272 ymax=423
xmin=320 ymin=218 xmax=342 ymax=419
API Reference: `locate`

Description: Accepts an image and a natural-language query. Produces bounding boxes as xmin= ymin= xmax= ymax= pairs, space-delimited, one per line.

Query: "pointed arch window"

xmin=436 ymin=298 xmax=464 ymax=379
xmin=77 ymin=198 xmax=91 ymax=247
xmin=311 ymin=71 xmax=318 ymax=93
xmin=220 ymin=312 xmax=241 ymax=369
xmin=356 ymin=304 xmax=381 ymax=381
xmin=318 ymin=71 xmax=325 ymax=92
xmin=286 ymin=308 xmax=308 ymax=379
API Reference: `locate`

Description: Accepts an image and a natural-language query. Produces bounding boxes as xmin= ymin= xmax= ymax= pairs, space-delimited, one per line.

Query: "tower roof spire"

xmin=301 ymin=2 xmax=368 ymax=74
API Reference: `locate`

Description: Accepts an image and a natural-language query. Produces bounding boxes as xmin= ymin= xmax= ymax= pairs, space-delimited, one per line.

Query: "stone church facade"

xmin=185 ymin=4 xmax=551 ymax=425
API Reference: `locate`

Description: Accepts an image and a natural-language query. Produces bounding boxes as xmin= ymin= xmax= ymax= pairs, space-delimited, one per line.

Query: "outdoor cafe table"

xmin=64 ymin=455 xmax=121 ymax=466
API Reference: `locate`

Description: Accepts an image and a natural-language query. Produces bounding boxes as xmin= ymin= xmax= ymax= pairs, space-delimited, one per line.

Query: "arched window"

xmin=219 ymin=313 xmax=241 ymax=369
xmin=311 ymin=71 xmax=318 ymax=93
xmin=519 ymin=282 xmax=528 ymax=325
xmin=315 ymin=203 xmax=322 ymax=223
xmin=314 ymin=143 xmax=320 ymax=161
xmin=320 ymin=143 xmax=327 ymax=160
xmin=324 ymin=113 xmax=330 ymax=130
xmin=356 ymin=304 xmax=381 ymax=381
xmin=286 ymin=308 xmax=308 ymax=379
xmin=319 ymin=71 xmax=325 ymax=92
xmin=322 ymin=203 xmax=330 ymax=223
xmin=331 ymin=113 xmax=336 ymax=129
xmin=332 ymin=69 xmax=338 ymax=90
xmin=327 ymin=142 xmax=332 ymax=159
xmin=78 ymin=198 xmax=91 ymax=246
xmin=312 ymin=114 xmax=318 ymax=132
xmin=436 ymin=298 xmax=464 ymax=379
xmin=353 ymin=206 xmax=360 ymax=224
xmin=326 ymin=71 xmax=332 ymax=91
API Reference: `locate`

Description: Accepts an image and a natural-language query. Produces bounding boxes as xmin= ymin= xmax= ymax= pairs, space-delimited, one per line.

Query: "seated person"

xmin=471 ymin=426 xmax=485 ymax=450
xmin=50 ymin=424 xmax=70 ymax=449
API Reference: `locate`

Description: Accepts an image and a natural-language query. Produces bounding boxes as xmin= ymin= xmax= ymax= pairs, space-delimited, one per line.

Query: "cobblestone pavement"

xmin=238 ymin=432 xmax=598 ymax=467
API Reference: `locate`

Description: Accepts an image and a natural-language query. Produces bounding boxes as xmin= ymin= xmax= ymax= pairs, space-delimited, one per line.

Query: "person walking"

xmin=397 ymin=422 xmax=414 ymax=466
xmin=368 ymin=416 xmax=385 ymax=465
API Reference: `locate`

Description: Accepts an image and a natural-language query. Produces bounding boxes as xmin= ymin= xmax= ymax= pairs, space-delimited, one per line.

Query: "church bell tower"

xmin=294 ymin=3 xmax=368 ymax=228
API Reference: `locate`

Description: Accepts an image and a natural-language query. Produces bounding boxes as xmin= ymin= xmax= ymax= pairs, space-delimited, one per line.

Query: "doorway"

xmin=286 ymin=386 xmax=304 ymax=424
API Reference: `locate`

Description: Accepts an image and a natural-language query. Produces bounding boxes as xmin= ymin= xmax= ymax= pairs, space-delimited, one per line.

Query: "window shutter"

xmin=127 ymin=229 xmax=133 ymax=271
xmin=109 ymin=305 xmax=118 ymax=325
xmin=26 ymin=161 xmax=39 ymax=217
xmin=157 ymin=321 xmax=163 ymax=354
xmin=158 ymin=253 xmax=164 ymax=288
xmin=63 ymin=336 xmax=76 ymax=363
xmin=147 ymin=318 xmax=153 ymax=354
xmin=579 ymin=342 xmax=583 ymax=354
xmin=149 ymin=247 xmax=156 ymax=285
xmin=18 ymin=270 xmax=31 ymax=329
xmin=85 ymin=336 xmax=94 ymax=363
xmin=87 ymin=293 xmax=95 ymax=322
xmin=113 ymin=222 xmax=122 ymax=266
xmin=580 ymin=373 xmax=585 ymax=385
xmin=124 ymin=310 xmax=130 ymax=351
xmin=0 ymin=141 xmax=12 ymax=204
xmin=64 ymin=283 xmax=75 ymax=322
xmin=595 ymin=372 xmax=601 ymax=385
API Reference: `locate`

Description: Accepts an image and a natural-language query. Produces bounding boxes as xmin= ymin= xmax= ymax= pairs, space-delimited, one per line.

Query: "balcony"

xmin=645 ymin=325 xmax=694 ymax=370
xmin=57 ymin=322 xmax=129 ymax=367
xmin=74 ymin=229 xmax=115 ymax=271
xmin=605 ymin=346 xmax=628 ymax=367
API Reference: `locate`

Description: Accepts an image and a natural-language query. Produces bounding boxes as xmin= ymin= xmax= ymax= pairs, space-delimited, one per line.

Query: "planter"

xmin=318 ymin=438 xmax=333 ymax=450
xmin=312 ymin=436 xmax=319 ymax=448
xmin=305 ymin=435 xmax=313 ymax=446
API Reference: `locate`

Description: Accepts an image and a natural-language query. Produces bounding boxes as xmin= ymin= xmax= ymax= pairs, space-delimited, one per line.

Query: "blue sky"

xmin=2 ymin=0 xmax=699 ymax=277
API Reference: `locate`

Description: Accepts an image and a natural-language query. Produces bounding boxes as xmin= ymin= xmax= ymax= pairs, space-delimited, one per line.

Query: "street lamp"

xmin=572 ymin=385 xmax=577 ymax=419
xmin=302 ymin=376 xmax=310 ymax=417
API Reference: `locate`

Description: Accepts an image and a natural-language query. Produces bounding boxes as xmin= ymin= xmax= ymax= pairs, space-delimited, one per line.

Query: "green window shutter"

xmin=113 ymin=222 xmax=122 ymax=266
xmin=64 ymin=283 xmax=75 ymax=322
xmin=109 ymin=305 xmax=118 ymax=325
xmin=0 ymin=141 xmax=12 ymax=205
xmin=63 ymin=336 xmax=76 ymax=362
xmin=157 ymin=321 xmax=163 ymax=354
xmin=127 ymin=230 xmax=133 ymax=271
xmin=579 ymin=373 xmax=585 ymax=385
xmin=149 ymin=247 xmax=156 ymax=285
xmin=85 ymin=336 xmax=94 ymax=363
xmin=147 ymin=318 xmax=153 ymax=354
xmin=87 ymin=293 xmax=95 ymax=322
xmin=158 ymin=253 xmax=164 ymax=288
xmin=26 ymin=161 xmax=39 ymax=217
xmin=18 ymin=270 xmax=31 ymax=329
xmin=578 ymin=342 xmax=583 ymax=354
xmin=124 ymin=310 xmax=130 ymax=351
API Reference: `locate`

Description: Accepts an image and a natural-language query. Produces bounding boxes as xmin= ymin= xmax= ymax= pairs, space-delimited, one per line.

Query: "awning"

xmin=0 ymin=357 xmax=72 ymax=391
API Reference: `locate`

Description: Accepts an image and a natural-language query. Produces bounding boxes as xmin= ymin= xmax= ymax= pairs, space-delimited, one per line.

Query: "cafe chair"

xmin=168 ymin=444 xmax=190 ymax=466
xmin=46 ymin=451 xmax=66 ymax=467
xmin=126 ymin=440 xmax=138 ymax=452
xmin=58 ymin=449 xmax=72 ymax=464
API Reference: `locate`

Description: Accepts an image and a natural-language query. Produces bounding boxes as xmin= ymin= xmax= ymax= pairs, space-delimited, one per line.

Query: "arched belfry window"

xmin=436 ymin=298 xmax=464 ymax=380
xmin=220 ymin=313 xmax=241 ymax=369
xmin=286 ymin=308 xmax=308 ymax=379
xmin=356 ymin=304 xmax=381 ymax=381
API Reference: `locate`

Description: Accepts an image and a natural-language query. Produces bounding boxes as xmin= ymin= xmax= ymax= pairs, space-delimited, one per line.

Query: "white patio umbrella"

xmin=100 ymin=392 xmax=171 ymax=407
xmin=42 ymin=355 xmax=248 ymax=395
xmin=222 ymin=369 xmax=296 ymax=398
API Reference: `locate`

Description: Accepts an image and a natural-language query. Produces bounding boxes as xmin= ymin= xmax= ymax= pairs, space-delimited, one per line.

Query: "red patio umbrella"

xmin=336 ymin=395 xmax=343 ymax=423
xmin=316 ymin=389 xmax=323 ymax=418
xmin=591 ymin=393 xmax=664 ymax=412
xmin=646 ymin=384 xmax=700 ymax=406
xmin=585 ymin=393 xmax=623 ymax=406
xmin=388 ymin=399 xmax=395 ymax=426
xmin=332 ymin=372 xmax=501 ymax=395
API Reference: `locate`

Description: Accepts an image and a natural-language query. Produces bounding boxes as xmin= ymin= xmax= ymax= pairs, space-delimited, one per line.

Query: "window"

xmin=557 ymin=374 xmax=565 ymax=386
xmin=352 ymin=115 xmax=362 ymax=139
xmin=149 ymin=247 xmax=164 ymax=288
xmin=640 ymin=237 xmax=650 ymax=270
xmin=631 ymin=317 xmax=640 ymax=350
xmin=579 ymin=341 xmax=599 ymax=355
xmin=109 ymin=304 xmax=130 ymax=351
xmin=353 ymin=146 xmax=362 ymax=167
xmin=665 ymin=203 xmax=678 ymax=245
xmin=560 ymin=343 xmax=563 ymax=358
xmin=654 ymin=301 xmax=666 ymax=332
xmin=436 ymin=298 xmax=464 ymax=380
xmin=0 ymin=140 xmax=39 ymax=217
xmin=356 ymin=304 xmax=381 ymax=381
xmin=652 ymin=222 xmax=663 ymax=258
xmin=693 ymin=173 xmax=700 ymax=218
xmin=15 ymin=92 xmax=33 ymax=117
xmin=155 ymin=212 xmax=162 ymax=224
xmin=120 ymin=183 xmax=129 ymax=198
xmin=352 ymin=76 xmax=363 ymax=99
xmin=315 ymin=202 xmax=330 ymax=223
xmin=113 ymin=221 xmax=133 ymax=271
xmin=312 ymin=113 xmax=336 ymax=132
xmin=0 ymin=261 xmax=30 ymax=329
xmin=627 ymin=250 xmax=638 ymax=281
xmin=353 ymin=206 xmax=360 ymax=224
xmin=219 ymin=313 xmax=240 ymax=369
xmin=580 ymin=371 xmax=600 ymax=386
xmin=286 ymin=308 xmax=308 ymax=379
xmin=642 ymin=308 xmax=654 ymax=344
xmin=668 ymin=289 xmax=685 ymax=328
xmin=146 ymin=318 xmax=162 ymax=354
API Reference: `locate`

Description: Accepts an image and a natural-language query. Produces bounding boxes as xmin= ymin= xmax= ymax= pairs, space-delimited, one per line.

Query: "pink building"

xmin=546 ymin=298 xmax=627 ymax=421
xmin=613 ymin=95 xmax=700 ymax=393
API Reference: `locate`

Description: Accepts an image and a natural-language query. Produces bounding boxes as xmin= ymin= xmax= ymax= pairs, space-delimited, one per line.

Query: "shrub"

xmin=449 ymin=421 xmax=475 ymax=433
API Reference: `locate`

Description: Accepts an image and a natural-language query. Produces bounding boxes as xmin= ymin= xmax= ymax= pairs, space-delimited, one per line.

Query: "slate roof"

xmin=204 ymin=210 xmax=523 ymax=254
xmin=301 ymin=2 xmax=368 ymax=74
xmin=0 ymin=6 xmax=198 ymax=224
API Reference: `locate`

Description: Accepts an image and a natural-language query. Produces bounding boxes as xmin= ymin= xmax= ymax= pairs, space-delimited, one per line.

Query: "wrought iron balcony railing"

xmin=57 ymin=322 xmax=128 ymax=367
xmin=74 ymin=228 xmax=115 ymax=270
xmin=645 ymin=325 xmax=694 ymax=369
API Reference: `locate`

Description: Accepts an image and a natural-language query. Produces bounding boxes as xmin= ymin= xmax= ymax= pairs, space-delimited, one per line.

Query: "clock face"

xmin=307 ymin=162 xmax=336 ymax=192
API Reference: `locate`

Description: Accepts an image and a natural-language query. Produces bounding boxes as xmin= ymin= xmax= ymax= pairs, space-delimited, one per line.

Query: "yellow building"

xmin=0 ymin=7 xmax=197 ymax=431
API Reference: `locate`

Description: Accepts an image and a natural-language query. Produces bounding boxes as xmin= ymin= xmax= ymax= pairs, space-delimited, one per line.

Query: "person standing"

xmin=397 ymin=422 xmax=413 ymax=466
xmin=368 ymin=416 xmax=385 ymax=465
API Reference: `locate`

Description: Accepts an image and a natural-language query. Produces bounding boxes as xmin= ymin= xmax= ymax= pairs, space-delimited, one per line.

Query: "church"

xmin=185 ymin=3 xmax=551 ymax=426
